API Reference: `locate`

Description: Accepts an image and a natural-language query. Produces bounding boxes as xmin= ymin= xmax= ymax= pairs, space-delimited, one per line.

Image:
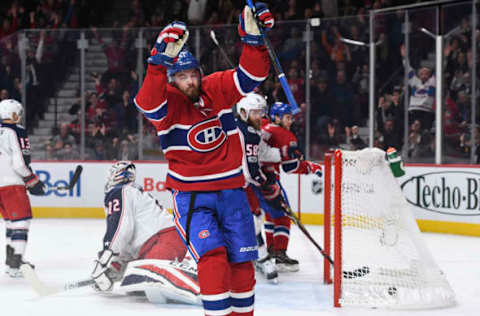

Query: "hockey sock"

xmin=273 ymin=216 xmax=291 ymax=252
xmin=198 ymin=246 xmax=232 ymax=316
xmin=5 ymin=220 xmax=12 ymax=246
xmin=264 ymin=213 xmax=274 ymax=251
xmin=230 ymin=261 xmax=255 ymax=316
xmin=9 ymin=219 xmax=30 ymax=257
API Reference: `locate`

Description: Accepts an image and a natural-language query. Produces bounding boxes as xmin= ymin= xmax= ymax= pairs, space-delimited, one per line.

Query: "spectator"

xmin=332 ymin=69 xmax=355 ymax=127
xmin=114 ymin=89 xmax=138 ymax=133
xmin=380 ymin=118 xmax=403 ymax=151
xmin=187 ymin=0 xmax=208 ymax=25
xmin=408 ymin=119 xmax=434 ymax=159
xmin=52 ymin=123 xmax=77 ymax=153
xmin=345 ymin=125 xmax=367 ymax=150
xmin=0 ymin=88 xmax=8 ymax=100
xmin=401 ymin=45 xmax=435 ymax=131
xmin=310 ymin=76 xmax=334 ymax=130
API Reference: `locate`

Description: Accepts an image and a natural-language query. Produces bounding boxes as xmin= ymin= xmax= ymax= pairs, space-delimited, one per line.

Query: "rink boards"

xmin=13 ymin=161 xmax=480 ymax=237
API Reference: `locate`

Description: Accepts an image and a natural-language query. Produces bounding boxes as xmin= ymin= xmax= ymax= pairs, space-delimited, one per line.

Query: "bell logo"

xmin=198 ymin=230 xmax=210 ymax=239
xmin=187 ymin=117 xmax=226 ymax=152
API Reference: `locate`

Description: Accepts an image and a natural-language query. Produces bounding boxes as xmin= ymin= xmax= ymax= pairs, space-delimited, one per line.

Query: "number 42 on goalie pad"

xmin=116 ymin=259 xmax=201 ymax=305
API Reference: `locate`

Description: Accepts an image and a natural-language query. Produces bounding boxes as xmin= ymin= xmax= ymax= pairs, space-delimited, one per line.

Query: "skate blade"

xmin=276 ymin=264 xmax=299 ymax=273
xmin=268 ymin=277 xmax=279 ymax=285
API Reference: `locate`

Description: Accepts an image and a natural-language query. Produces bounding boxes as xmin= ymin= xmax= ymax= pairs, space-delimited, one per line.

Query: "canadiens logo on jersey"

xmin=187 ymin=117 xmax=226 ymax=152
xmin=198 ymin=229 xmax=210 ymax=239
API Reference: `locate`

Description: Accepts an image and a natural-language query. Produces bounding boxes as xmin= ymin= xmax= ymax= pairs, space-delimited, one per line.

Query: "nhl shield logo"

xmin=187 ymin=117 xmax=226 ymax=152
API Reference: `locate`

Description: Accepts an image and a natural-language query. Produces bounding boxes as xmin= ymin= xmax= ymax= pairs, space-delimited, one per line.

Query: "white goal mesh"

xmin=326 ymin=148 xmax=456 ymax=309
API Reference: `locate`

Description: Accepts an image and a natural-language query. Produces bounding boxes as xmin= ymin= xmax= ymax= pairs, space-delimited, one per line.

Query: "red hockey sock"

xmin=198 ymin=247 xmax=232 ymax=316
xmin=273 ymin=216 xmax=291 ymax=251
xmin=264 ymin=213 xmax=274 ymax=252
xmin=230 ymin=261 xmax=255 ymax=316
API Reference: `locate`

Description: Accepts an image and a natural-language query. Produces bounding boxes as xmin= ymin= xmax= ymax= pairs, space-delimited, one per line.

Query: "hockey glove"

xmin=23 ymin=174 xmax=46 ymax=196
xmin=306 ymin=161 xmax=322 ymax=178
xmin=252 ymin=170 xmax=268 ymax=187
xmin=288 ymin=145 xmax=304 ymax=160
xmin=148 ymin=21 xmax=189 ymax=67
xmin=91 ymin=249 xmax=121 ymax=292
xmin=238 ymin=2 xmax=274 ymax=46
xmin=261 ymin=182 xmax=285 ymax=210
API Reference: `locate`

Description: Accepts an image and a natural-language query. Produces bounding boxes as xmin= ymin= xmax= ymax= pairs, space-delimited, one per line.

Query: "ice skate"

xmin=255 ymin=255 xmax=278 ymax=283
xmin=274 ymin=250 xmax=299 ymax=272
xmin=6 ymin=253 xmax=34 ymax=278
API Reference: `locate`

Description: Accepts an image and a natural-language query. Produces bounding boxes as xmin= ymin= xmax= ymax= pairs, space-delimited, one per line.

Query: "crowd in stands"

xmin=2 ymin=0 xmax=479 ymax=162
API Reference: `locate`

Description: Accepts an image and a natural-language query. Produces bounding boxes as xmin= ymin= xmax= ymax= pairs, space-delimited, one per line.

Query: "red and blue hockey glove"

xmin=306 ymin=161 xmax=322 ymax=178
xmin=288 ymin=145 xmax=304 ymax=160
xmin=238 ymin=2 xmax=274 ymax=46
xmin=148 ymin=21 xmax=189 ymax=66
xmin=23 ymin=174 xmax=46 ymax=196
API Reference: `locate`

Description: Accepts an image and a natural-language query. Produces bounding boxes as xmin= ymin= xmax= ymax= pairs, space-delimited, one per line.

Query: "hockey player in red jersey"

xmin=134 ymin=3 xmax=273 ymax=315
xmin=261 ymin=102 xmax=322 ymax=272
xmin=0 ymin=99 xmax=45 ymax=277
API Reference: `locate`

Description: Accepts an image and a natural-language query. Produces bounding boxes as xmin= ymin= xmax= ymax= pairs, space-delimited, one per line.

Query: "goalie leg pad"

xmin=138 ymin=227 xmax=187 ymax=262
xmin=120 ymin=258 xmax=200 ymax=305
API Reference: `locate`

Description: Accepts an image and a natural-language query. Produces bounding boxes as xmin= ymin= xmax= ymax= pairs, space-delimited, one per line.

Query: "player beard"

xmin=180 ymin=83 xmax=201 ymax=102
xmin=248 ymin=118 xmax=261 ymax=130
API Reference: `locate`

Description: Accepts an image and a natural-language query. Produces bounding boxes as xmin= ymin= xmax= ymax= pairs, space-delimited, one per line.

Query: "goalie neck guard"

xmin=105 ymin=161 xmax=136 ymax=192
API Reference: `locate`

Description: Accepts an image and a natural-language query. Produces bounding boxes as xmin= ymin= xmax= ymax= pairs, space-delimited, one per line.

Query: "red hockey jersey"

xmin=262 ymin=123 xmax=310 ymax=175
xmin=134 ymin=45 xmax=269 ymax=191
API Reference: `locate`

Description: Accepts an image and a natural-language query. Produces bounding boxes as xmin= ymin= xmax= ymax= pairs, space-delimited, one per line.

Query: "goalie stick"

xmin=281 ymin=203 xmax=370 ymax=279
xmin=20 ymin=264 xmax=94 ymax=297
xmin=53 ymin=165 xmax=83 ymax=191
xmin=246 ymin=0 xmax=300 ymax=114
xmin=210 ymin=30 xmax=235 ymax=68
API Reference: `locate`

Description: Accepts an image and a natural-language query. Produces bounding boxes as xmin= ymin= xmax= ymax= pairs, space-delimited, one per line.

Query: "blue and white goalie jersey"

xmin=103 ymin=182 xmax=174 ymax=262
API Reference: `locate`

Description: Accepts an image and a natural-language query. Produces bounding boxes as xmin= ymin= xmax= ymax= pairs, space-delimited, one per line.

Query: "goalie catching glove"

xmin=91 ymin=249 xmax=123 ymax=292
xmin=148 ymin=21 xmax=189 ymax=67
xmin=23 ymin=173 xmax=46 ymax=196
xmin=238 ymin=2 xmax=274 ymax=46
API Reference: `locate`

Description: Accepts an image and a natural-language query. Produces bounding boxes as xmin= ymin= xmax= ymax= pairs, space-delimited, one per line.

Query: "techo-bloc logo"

xmin=400 ymin=171 xmax=480 ymax=216
xmin=187 ymin=117 xmax=226 ymax=152
xmin=36 ymin=169 xmax=81 ymax=197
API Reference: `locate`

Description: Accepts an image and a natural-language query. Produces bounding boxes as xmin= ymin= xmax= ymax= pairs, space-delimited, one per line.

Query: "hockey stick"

xmin=53 ymin=165 xmax=83 ymax=191
xmin=210 ymin=30 xmax=235 ymax=68
xmin=20 ymin=264 xmax=94 ymax=297
xmin=246 ymin=0 xmax=300 ymax=114
xmin=281 ymin=204 xmax=370 ymax=279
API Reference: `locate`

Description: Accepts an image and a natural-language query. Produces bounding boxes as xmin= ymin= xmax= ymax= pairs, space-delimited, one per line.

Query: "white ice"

xmin=0 ymin=219 xmax=478 ymax=316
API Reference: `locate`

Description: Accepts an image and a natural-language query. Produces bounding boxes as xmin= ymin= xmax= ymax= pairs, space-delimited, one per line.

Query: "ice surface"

xmin=0 ymin=219 xmax=478 ymax=316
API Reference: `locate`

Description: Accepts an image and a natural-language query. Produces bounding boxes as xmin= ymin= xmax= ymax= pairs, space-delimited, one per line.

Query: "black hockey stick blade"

xmin=55 ymin=165 xmax=82 ymax=191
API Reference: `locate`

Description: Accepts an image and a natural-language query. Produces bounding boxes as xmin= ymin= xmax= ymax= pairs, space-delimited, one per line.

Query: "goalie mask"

xmin=236 ymin=93 xmax=266 ymax=122
xmin=0 ymin=99 xmax=23 ymax=123
xmin=105 ymin=161 xmax=136 ymax=192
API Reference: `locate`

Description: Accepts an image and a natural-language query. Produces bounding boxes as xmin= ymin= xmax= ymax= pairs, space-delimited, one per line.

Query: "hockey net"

xmin=323 ymin=148 xmax=456 ymax=309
